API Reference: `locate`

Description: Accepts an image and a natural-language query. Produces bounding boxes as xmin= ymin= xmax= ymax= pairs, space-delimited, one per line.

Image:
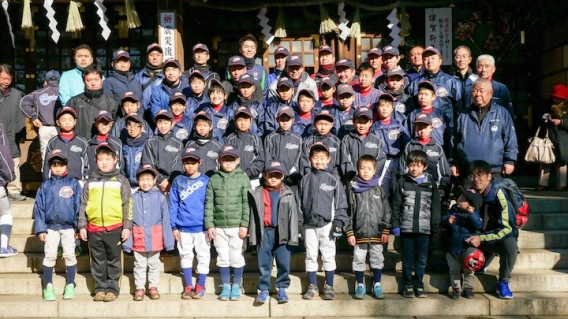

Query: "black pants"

xmin=480 ymin=236 xmax=518 ymax=283
xmin=88 ymin=228 xmax=123 ymax=295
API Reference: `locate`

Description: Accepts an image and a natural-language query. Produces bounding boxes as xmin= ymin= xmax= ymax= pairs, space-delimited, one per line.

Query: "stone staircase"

xmin=1 ymin=189 xmax=568 ymax=318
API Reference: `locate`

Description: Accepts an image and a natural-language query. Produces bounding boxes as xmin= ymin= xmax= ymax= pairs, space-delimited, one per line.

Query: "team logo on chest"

xmin=59 ymin=186 xmax=74 ymax=198
xmin=436 ymin=87 xmax=449 ymax=97
xmin=432 ymin=117 xmax=443 ymax=129
xmin=217 ymin=118 xmax=228 ymax=130
xmin=176 ymin=129 xmax=189 ymax=140
xmin=388 ymin=129 xmax=400 ymax=140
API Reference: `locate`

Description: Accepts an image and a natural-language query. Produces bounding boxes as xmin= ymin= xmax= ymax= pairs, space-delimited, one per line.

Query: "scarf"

xmin=84 ymin=88 xmax=103 ymax=99
xmin=244 ymin=57 xmax=255 ymax=68
xmin=126 ymin=133 xmax=148 ymax=147
xmin=115 ymin=70 xmax=130 ymax=77
xmin=146 ymin=62 xmax=162 ymax=72
xmin=236 ymin=95 xmax=255 ymax=107
xmin=351 ymin=176 xmax=379 ymax=193
xmin=273 ymin=68 xmax=284 ymax=77
xmin=192 ymin=64 xmax=210 ymax=73
xmin=191 ymin=130 xmax=213 ymax=145
xmin=163 ymin=78 xmax=181 ymax=88
xmin=383 ymin=87 xmax=405 ymax=100
xmin=318 ymin=64 xmax=335 ymax=75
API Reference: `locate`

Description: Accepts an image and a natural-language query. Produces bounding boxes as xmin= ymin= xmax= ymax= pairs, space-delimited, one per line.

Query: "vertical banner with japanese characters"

xmin=159 ymin=11 xmax=176 ymax=61
xmin=425 ymin=8 xmax=452 ymax=65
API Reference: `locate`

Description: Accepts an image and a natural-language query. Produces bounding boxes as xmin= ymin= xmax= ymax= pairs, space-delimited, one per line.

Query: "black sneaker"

xmin=415 ymin=287 xmax=427 ymax=298
xmin=403 ymin=286 xmax=415 ymax=298
xmin=323 ymin=284 xmax=335 ymax=300
xmin=451 ymin=288 xmax=460 ymax=299
xmin=462 ymin=288 xmax=474 ymax=299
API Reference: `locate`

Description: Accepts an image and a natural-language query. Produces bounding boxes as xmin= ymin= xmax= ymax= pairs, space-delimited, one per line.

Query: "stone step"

xmin=1 ymin=269 xmax=567 ymax=296
xmin=1 ymin=248 xmax=567 ymax=275
xmin=1 ymin=292 xmax=567 ymax=318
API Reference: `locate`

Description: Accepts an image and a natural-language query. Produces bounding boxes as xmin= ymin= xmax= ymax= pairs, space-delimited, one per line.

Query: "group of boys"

xmin=11 ymin=36 xmax=518 ymax=305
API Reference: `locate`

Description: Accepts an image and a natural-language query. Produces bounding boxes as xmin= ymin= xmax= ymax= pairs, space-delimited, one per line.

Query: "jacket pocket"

xmin=151 ymin=225 xmax=164 ymax=251
xmin=132 ymin=226 xmax=145 ymax=251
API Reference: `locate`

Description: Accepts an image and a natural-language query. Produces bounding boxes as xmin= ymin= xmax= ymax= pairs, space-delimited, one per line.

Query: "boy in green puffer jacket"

xmin=205 ymin=144 xmax=251 ymax=301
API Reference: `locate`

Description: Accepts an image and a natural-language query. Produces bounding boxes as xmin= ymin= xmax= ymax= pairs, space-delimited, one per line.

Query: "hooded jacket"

xmin=441 ymin=205 xmax=483 ymax=255
xmin=248 ymin=183 xmax=299 ymax=246
xmin=78 ymin=168 xmax=133 ymax=231
xmin=103 ymin=70 xmax=143 ymax=104
xmin=34 ymin=174 xmax=82 ymax=234
xmin=141 ymin=132 xmax=183 ymax=183
xmin=204 ymin=167 xmax=251 ymax=229
xmin=123 ymin=187 xmax=175 ymax=253
xmin=169 ymin=173 xmax=209 ymax=232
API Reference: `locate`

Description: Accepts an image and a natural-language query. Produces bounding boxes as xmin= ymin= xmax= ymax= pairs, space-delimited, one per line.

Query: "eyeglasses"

xmin=468 ymin=173 xmax=488 ymax=181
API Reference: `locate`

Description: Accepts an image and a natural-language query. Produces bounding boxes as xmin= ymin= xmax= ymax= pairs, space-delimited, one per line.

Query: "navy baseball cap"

xmin=414 ymin=113 xmax=433 ymax=125
xmin=124 ymin=112 xmax=144 ymax=124
xmin=193 ymin=111 xmax=212 ymax=122
xmin=314 ymin=108 xmax=335 ymax=122
xmin=235 ymin=106 xmax=253 ymax=118
xmin=146 ymin=43 xmax=163 ymax=54
xmin=423 ymin=46 xmax=441 ymax=57
xmin=310 ymin=142 xmax=329 ymax=154
xmin=277 ymin=76 xmax=293 ymax=89
xmin=163 ymin=58 xmax=181 ymax=69
xmin=277 ymin=105 xmax=295 ymax=118
xmin=238 ymin=74 xmax=255 ymax=85
xmin=298 ymin=89 xmax=316 ymax=100
xmin=368 ymin=48 xmax=382 ymax=57
xmin=228 ymin=55 xmax=246 ymax=67
xmin=47 ymin=149 xmax=67 ymax=162
xmin=182 ymin=147 xmax=201 ymax=161
xmin=121 ymin=91 xmax=140 ymax=103
xmin=378 ymin=93 xmax=395 ymax=103
xmin=95 ymin=142 xmax=115 ymax=154
xmin=169 ymin=92 xmax=187 ymax=104
xmin=381 ymin=45 xmax=400 ymax=56
xmin=154 ymin=109 xmax=174 ymax=121
xmin=319 ymin=77 xmax=336 ymax=89
xmin=94 ymin=110 xmax=113 ymax=123
xmin=188 ymin=70 xmax=206 ymax=80
xmin=318 ymin=45 xmax=333 ymax=55
xmin=192 ymin=43 xmax=209 ymax=53
xmin=113 ymin=49 xmax=130 ymax=61
xmin=336 ymin=83 xmax=355 ymax=96
xmin=219 ymin=144 xmax=239 ymax=159
xmin=274 ymin=47 xmax=290 ymax=57
xmin=336 ymin=59 xmax=355 ymax=69
xmin=136 ymin=164 xmax=158 ymax=178
xmin=264 ymin=160 xmax=288 ymax=176
xmin=45 ymin=70 xmax=60 ymax=81
xmin=386 ymin=68 xmax=405 ymax=78
xmin=354 ymin=107 xmax=373 ymax=120
xmin=418 ymin=80 xmax=436 ymax=92
xmin=56 ymin=106 xmax=77 ymax=119
xmin=286 ymin=54 xmax=303 ymax=67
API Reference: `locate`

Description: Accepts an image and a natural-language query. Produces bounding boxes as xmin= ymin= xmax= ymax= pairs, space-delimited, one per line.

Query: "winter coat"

xmin=123 ymin=134 xmax=148 ymax=186
xmin=372 ymin=117 xmax=410 ymax=158
xmin=264 ymin=98 xmax=297 ymax=136
xmin=391 ymin=173 xmax=441 ymax=235
xmin=34 ymin=174 xmax=82 ymax=234
xmin=111 ymin=116 xmax=153 ymax=143
xmin=224 ymin=130 xmax=264 ymax=180
xmin=85 ymin=135 xmax=124 ymax=178
xmin=0 ymin=142 xmax=14 ymax=187
xmin=0 ymin=87 xmax=25 ymax=157
xmin=301 ymin=133 xmax=341 ymax=176
xmin=264 ymin=129 xmax=302 ymax=179
xmin=103 ymin=71 xmax=143 ymax=104
xmin=345 ymin=184 xmax=392 ymax=243
xmin=491 ymin=80 xmax=513 ymax=116
xmin=194 ymin=103 xmax=234 ymax=144
xmin=43 ymin=133 xmax=88 ymax=181
xmin=406 ymin=107 xmax=451 ymax=147
xmin=134 ymin=67 xmax=164 ymax=112
xmin=355 ymin=87 xmax=383 ymax=109
xmin=441 ymin=205 xmax=483 ymax=255
xmin=185 ymin=137 xmax=222 ymax=177
xmin=169 ymin=173 xmax=209 ymax=232
xmin=268 ymin=72 xmax=319 ymax=102
xmin=479 ymin=180 xmax=519 ymax=243
xmin=20 ymin=84 xmax=61 ymax=126
xmin=399 ymin=139 xmax=451 ymax=193
xmin=204 ymin=167 xmax=251 ymax=229
xmin=340 ymin=131 xmax=387 ymax=181
xmin=248 ymin=184 xmax=299 ymax=246
xmin=141 ymin=132 xmax=183 ymax=183
xmin=65 ymin=90 xmax=119 ymax=139
xmin=149 ymin=77 xmax=191 ymax=118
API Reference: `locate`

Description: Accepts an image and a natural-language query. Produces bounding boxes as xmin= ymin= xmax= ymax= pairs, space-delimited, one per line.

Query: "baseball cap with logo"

xmin=386 ymin=67 xmax=405 ymax=78
xmin=354 ymin=107 xmax=373 ymax=120
xmin=45 ymin=70 xmax=61 ymax=82
xmin=378 ymin=93 xmax=395 ymax=103
xmin=193 ymin=111 xmax=212 ymax=122
xmin=274 ymin=47 xmax=290 ymax=57
xmin=336 ymin=59 xmax=355 ymax=69
xmin=314 ymin=109 xmax=335 ymax=122
xmin=163 ymin=58 xmax=181 ymax=69
xmin=319 ymin=77 xmax=336 ymax=89
xmin=124 ymin=112 xmax=144 ymax=124
xmin=182 ymin=147 xmax=201 ymax=161
xmin=309 ymin=142 xmax=329 ymax=154
xmin=235 ymin=106 xmax=252 ymax=118
xmin=219 ymin=144 xmax=239 ymax=159
xmin=189 ymin=70 xmax=206 ymax=80
xmin=56 ymin=106 xmax=77 ymax=119
xmin=228 ymin=55 xmax=246 ymax=67
xmin=298 ymin=89 xmax=316 ymax=100
xmin=414 ymin=113 xmax=433 ymax=125
xmin=113 ymin=49 xmax=130 ymax=61
xmin=121 ymin=91 xmax=140 ymax=103
xmin=286 ymin=54 xmax=303 ymax=67
xmin=277 ymin=105 xmax=295 ymax=118
xmin=154 ymin=109 xmax=174 ymax=121
xmin=146 ymin=43 xmax=163 ymax=54
xmin=277 ymin=77 xmax=293 ymax=89
xmin=423 ymin=46 xmax=441 ymax=57
xmin=169 ymin=92 xmax=187 ymax=104
xmin=136 ymin=164 xmax=158 ymax=178
xmin=381 ymin=45 xmax=400 ymax=56
xmin=192 ymin=43 xmax=209 ymax=53
xmin=47 ymin=149 xmax=68 ymax=163
xmin=368 ymin=48 xmax=382 ymax=57
xmin=318 ymin=45 xmax=333 ymax=55
xmin=94 ymin=110 xmax=113 ymax=123
xmin=336 ymin=83 xmax=355 ymax=96
xmin=418 ymin=80 xmax=436 ymax=92
xmin=264 ymin=160 xmax=288 ymax=176
xmin=238 ymin=74 xmax=255 ymax=85
xmin=95 ymin=142 xmax=115 ymax=154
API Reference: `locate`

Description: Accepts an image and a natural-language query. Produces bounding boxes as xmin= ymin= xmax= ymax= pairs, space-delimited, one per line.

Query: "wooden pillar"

xmin=157 ymin=1 xmax=184 ymax=69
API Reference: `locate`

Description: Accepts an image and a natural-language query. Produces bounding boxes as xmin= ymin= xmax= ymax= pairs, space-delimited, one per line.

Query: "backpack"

xmin=491 ymin=177 xmax=531 ymax=229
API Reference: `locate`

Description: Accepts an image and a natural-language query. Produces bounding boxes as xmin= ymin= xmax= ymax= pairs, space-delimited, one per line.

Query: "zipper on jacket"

xmin=101 ymin=180 xmax=105 ymax=227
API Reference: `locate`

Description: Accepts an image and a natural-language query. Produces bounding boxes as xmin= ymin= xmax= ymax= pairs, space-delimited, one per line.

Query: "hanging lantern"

xmin=319 ymin=4 xmax=336 ymax=34
xmin=66 ymin=1 xmax=85 ymax=33
xmin=21 ymin=0 xmax=33 ymax=29
xmin=274 ymin=7 xmax=287 ymax=38
xmin=125 ymin=0 xmax=141 ymax=29
xmin=349 ymin=7 xmax=361 ymax=39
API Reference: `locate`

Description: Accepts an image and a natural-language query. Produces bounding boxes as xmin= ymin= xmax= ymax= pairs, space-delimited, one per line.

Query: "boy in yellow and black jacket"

xmin=78 ymin=142 xmax=133 ymax=302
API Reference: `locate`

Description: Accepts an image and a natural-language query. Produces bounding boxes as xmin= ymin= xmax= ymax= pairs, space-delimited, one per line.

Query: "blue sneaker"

xmin=277 ymin=288 xmax=289 ymax=304
xmin=372 ymin=284 xmax=385 ymax=299
xmin=218 ymin=283 xmax=231 ymax=301
xmin=0 ymin=246 xmax=17 ymax=258
xmin=255 ymin=290 xmax=269 ymax=305
xmin=354 ymin=284 xmax=366 ymax=299
xmin=497 ymin=282 xmax=513 ymax=299
xmin=230 ymin=283 xmax=241 ymax=301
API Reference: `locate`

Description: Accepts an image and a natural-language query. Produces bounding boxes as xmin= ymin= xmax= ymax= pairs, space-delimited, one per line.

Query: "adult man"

xmin=451 ymin=78 xmax=517 ymax=178
xmin=406 ymin=45 xmax=424 ymax=82
xmin=59 ymin=44 xmax=95 ymax=106
xmin=465 ymin=159 xmax=518 ymax=299
xmin=103 ymin=50 xmax=143 ymax=105
xmin=222 ymin=55 xmax=264 ymax=106
xmin=148 ymin=59 xmax=190 ymax=118
xmin=374 ymin=46 xmax=410 ymax=91
xmin=0 ymin=64 xmax=25 ymax=201
xmin=20 ymin=70 xmax=61 ymax=164
xmin=135 ymin=43 xmax=164 ymax=116
xmin=336 ymin=58 xmax=359 ymax=89
xmin=66 ymin=64 xmax=119 ymax=139
xmin=267 ymin=46 xmax=289 ymax=87
xmin=476 ymin=54 xmax=513 ymax=116
xmin=268 ymin=54 xmax=318 ymax=102
xmin=408 ymin=46 xmax=462 ymax=128
xmin=311 ymin=45 xmax=338 ymax=88
xmin=453 ymin=46 xmax=478 ymax=112
xmin=226 ymin=34 xmax=268 ymax=97
xmin=366 ymin=48 xmax=382 ymax=80
xmin=183 ymin=43 xmax=219 ymax=84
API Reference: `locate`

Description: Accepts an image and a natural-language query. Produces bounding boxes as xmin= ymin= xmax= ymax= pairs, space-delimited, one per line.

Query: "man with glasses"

xmin=464 ymin=160 xmax=518 ymax=299
xmin=451 ymin=78 xmax=518 ymax=180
